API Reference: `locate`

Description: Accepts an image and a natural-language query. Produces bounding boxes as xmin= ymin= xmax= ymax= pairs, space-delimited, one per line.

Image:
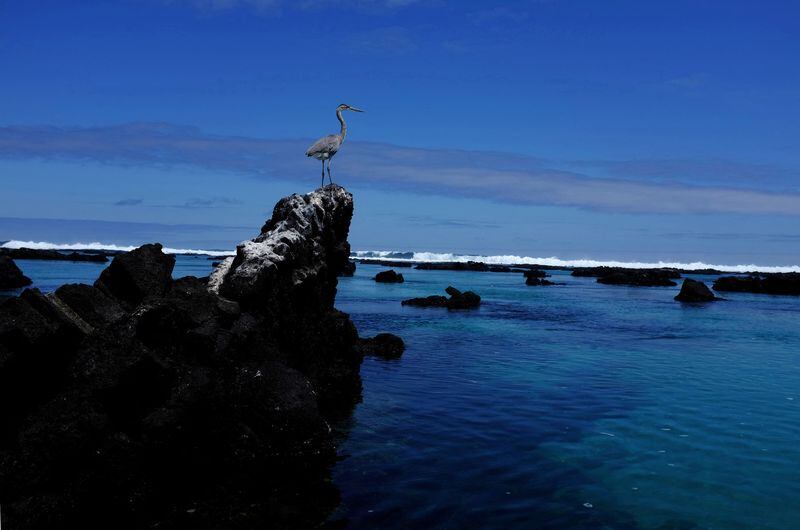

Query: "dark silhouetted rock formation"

xmin=572 ymin=267 xmax=679 ymax=287
xmin=340 ymin=259 xmax=356 ymax=276
xmin=523 ymin=269 xmax=548 ymax=279
xmin=358 ymin=333 xmax=405 ymax=360
xmin=0 ymin=185 xmax=367 ymax=529
xmin=0 ymin=247 xmax=109 ymax=262
xmin=675 ymin=279 xmax=719 ymax=302
xmin=525 ymin=276 xmax=556 ymax=286
xmin=402 ymin=285 xmax=481 ymax=309
xmin=374 ymin=269 xmax=404 ymax=283
xmin=355 ymin=259 xmax=413 ymax=267
xmin=0 ymin=256 xmax=32 ymax=290
xmin=713 ymin=273 xmax=800 ymax=296
xmin=415 ymin=261 xmax=512 ymax=273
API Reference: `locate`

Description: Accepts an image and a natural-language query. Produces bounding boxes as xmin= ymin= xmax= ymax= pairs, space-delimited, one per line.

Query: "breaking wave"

xmin=0 ymin=240 xmax=235 ymax=257
xmin=350 ymin=250 xmax=800 ymax=274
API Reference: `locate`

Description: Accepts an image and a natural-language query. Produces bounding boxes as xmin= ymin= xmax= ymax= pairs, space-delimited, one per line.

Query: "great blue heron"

xmin=306 ymin=103 xmax=364 ymax=187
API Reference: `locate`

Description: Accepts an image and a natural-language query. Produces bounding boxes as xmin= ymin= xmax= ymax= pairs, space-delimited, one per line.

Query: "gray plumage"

xmin=306 ymin=103 xmax=364 ymax=187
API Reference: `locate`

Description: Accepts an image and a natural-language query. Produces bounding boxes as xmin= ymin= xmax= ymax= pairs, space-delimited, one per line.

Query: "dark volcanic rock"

xmin=675 ymin=279 xmax=719 ymax=302
xmin=577 ymin=267 xmax=679 ymax=287
xmin=340 ymin=259 xmax=356 ymax=276
xmin=523 ymin=269 xmax=548 ymax=279
xmin=0 ymin=256 xmax=32 ymax=290
xmin=355 ymin=259 xmax=413 ymax=268
xmin=402 ymin=285 xmax=481 ymax=309
xmin=573 ymin=266 xmax=680 ymax=281
xmin=415 ymin=261 xmax=512 ymax=273
xmin=0 ymin=248 xmax=109 ymax=263
xmin=374 ymin=269 xmax=404 ymax=283
xmin=713 ymin=273 xmax=800 ymax=296
xmin=94 ymin=243 xmax=175 ymax=307
xmin=0 ymin=185 xmax=365 ymax=529
xmin=525 ymin=276 xmax=556 ymax=286
xmin=358 ymin=333 xmax=405 ymax=360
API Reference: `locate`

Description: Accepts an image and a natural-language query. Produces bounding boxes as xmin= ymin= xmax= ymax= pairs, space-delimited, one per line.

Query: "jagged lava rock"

xmin=0 ymin=185 xmax=365 ymax=529
xmin=374 ymin=269 xmax=404 ymax=283
xmin=359 ymin=333 xmax=405 ymax=360
xmin=0 ymin=256 xmax=32 ymax=290
xmin=402 ymin=286 xmax=481 ymax=309
xmin=0 ymin=247 xmax=108 ymax=262
xmin=595 ymin=270 xmax=678 ymax=287
xmin=713 ymin=273 xmax=800 ymax=296
xmin=675 ymin=278 xmax=719 ymax=302
xmin=525 ymin=276 xmax=556 ymax=286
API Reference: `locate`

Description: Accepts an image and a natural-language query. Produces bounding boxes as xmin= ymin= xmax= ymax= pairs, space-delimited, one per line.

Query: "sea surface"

xmin=5 ymin=257 xmax=800 ymax=529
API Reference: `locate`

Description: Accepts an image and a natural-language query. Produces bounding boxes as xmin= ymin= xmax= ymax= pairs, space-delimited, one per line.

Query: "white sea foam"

xmin=0 ymin=240 xmax=234 ymax=257
xmin=350 ymin=250 xmax=800 ymax=273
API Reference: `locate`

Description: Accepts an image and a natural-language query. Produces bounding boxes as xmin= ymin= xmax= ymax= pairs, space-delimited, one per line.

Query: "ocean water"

xmin=5 ymin=257 xmax=800 ymax=529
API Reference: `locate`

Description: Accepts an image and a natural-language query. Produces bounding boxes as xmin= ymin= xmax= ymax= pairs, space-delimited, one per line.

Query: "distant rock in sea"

xmin=354 ymin=259 xmax=413 ymax=267
xmin=713 ymin=273 xmax=800 ymax=296
xmin=0 ymin=247 xmax=109 ymax=262
xmin=402 ymin=285 xmax=481 ymax=309
xmin=358 ymin=333 xmax=405 ymax=359
xmin=675 ymin=278 xmax=720 ymax=302
xmin=0 ymin=256 xmax=32 ymax=290
xmin=572 ymin=266 xmax=679 ymax=287
xmin=0 ymin=185 xmax=378 ymax=529
xmin=415 ymin=261 xmax=513 ymax=273
xmin=525 ymin=276 xmax=556 ymax=286
xmin=374 ymin=269 xmax=404 ymax=283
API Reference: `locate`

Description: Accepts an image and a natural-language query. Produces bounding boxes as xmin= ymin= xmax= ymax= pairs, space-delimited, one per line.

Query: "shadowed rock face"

xmin=402 ymin=286 xmax=481 ymax=309
xmin=0 ymin=256 xmax=32 ymax=290
xmin=374 ymin=269 xmax=404 ymax=283
xmin=0 ymin=185 xmax=363 ymax=529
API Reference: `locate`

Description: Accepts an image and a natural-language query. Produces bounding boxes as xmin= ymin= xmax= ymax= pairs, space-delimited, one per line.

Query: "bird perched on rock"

xmin=306 ymin=103 xmax=364 ymax=187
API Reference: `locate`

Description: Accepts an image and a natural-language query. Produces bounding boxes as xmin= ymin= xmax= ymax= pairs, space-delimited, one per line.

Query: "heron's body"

xmin=306 ymin=104 xmax=363 ymax=186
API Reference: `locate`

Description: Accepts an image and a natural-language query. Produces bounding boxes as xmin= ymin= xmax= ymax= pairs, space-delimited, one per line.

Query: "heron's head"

xmin=337 ymin=103 xmax=364 ymax=113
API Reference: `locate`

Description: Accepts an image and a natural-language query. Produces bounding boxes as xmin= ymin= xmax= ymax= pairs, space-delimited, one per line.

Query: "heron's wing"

xmin=306 ymin=134 xmax=341 ymax=156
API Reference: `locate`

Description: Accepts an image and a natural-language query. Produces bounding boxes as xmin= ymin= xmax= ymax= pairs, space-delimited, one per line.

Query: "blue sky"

xmin=1 ymin=0 xmax=799 ymax=264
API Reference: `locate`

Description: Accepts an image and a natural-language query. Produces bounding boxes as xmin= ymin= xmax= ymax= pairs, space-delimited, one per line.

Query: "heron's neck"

xmin=337 ymin=109 xmax=347 ymax=141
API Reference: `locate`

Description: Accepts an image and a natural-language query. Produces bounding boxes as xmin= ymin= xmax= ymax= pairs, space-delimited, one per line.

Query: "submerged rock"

xmin=572 ymin=266 xmax=680 ymax=283
xmin=415 ymin=261 xmax=512 ymax=273
xmin=523 ymin=269 xmax=548 ymax=279
xmin=358 ymin=333 xmax=405 ymax=360
xmin=0 ymin=256 xmax=32 ymax=290
xmin=525 ymin=276 xmax=556 ymax=286
xmin=374 ymin=269 xmax=404 ymax=283
xmin=355 ymin=259 xmax=413 ymax=268
xmin=0 ymin=185 xmax=366 ymax=529
xmin=674 ymin=279 xmax=719 ymax=302
xmin=402 ymin=285 xmax=481 ymax=309
xmin=713 ymin=273 xmax=800 ymax=296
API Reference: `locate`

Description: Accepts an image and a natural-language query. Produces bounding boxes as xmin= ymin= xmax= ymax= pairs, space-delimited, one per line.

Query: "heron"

xmin=306 ymin=103 xmax=364 ymax=187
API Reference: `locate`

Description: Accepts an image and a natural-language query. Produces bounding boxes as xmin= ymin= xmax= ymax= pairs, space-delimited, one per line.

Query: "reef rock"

xmin=0 ymin=185 xmax=365 ymax=529
xmin=374 ymin=269 xmax=405 ymax=283
xmin=402 ymin=285 xmax=481 ymax=309
xmin=358 ymin=333 xmax=405 ymax=360
xmin=0 ymin=247 xmax=109 ymax=262
xmin=674 ymin=278 xmax=719 ymax=302
xmin=340 ymin=259 xmax=357 ymax=277
xmin=0 ymin=256 xmax=32 ymax=290
xmin=713 ymin=273 xmax=800 ymax=296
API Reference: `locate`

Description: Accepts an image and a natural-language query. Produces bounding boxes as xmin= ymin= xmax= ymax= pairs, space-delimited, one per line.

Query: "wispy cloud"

xmin=180 ymin=196 xmax=244 ymax=208
xmin=1 ymin=122 xmax=798 ymax=216
xmin=114 ymin=198 xmax=144 ymax=206
xmin=342 ymin=26 xmax=418 ymax=55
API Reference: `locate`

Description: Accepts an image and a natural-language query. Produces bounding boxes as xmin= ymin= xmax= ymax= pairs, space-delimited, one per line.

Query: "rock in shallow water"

xmin=674 ymin=278 xmax=719 ymax=302
xmin=359 ymin=333 xmax=405 ymax=359
xmin=0 ymin=256 xmax=32 ymax=290
xmin=374 ymin=269 xmax=404 ymax=283
xmin=0 ymin=185 xmax=366 ymax=529
xmin=713 ymin=273 xmax=800 ymax=296
xmin=402 ymin=285 xmax=481 ymax=309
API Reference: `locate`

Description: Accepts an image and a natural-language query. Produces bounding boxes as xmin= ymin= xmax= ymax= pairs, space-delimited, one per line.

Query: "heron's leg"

xmin=321 ymin=159 xmax=325 ymax=187
xmin=327 ymin=159 xmax=334 ymax=186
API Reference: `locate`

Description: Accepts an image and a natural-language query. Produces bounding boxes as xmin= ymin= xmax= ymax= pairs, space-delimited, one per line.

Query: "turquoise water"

xmin=5 ymin=257 xmax=800 ymax=529
xmin=333 ymin=263 xmax=800 ymax=529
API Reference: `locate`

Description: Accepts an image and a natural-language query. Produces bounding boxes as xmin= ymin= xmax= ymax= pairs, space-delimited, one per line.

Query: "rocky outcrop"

xmin=374 ymin=269 xmax=404 ymax=283
xmin=340 ymin=259 xmax=356 ymax=276
xmin=572 ymin=267 xmax=679 ymax=287
xmin=358 ymin=333 xmax=405 ymax=360
xmin=526 ymin=276 xmax=556 ymax=286
xmin=402 ymin=286 xmax=481 ymax=309
xmin=0 ymin=256 xmax=32 ymax=290
xmin=523 ymin=269 xmax=548 ymax=279
xmin=675 ymin=279 xmax=719 ymax=302
xmin=415 ymin=261 xmax=512 ymax=273
xmin=355 ymin=259 xmax=413 ymax=268
xmin=713 ymin=273 xmax=800 ymax=296
xmin=0 ymin=185 xmax=365 ymax=529
xmin=0 ymin=248 xmax=109 ymax=262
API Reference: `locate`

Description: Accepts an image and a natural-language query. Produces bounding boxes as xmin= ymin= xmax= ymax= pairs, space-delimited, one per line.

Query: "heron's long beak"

xmin=349 ymin=107 xmax=364 ymax=112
